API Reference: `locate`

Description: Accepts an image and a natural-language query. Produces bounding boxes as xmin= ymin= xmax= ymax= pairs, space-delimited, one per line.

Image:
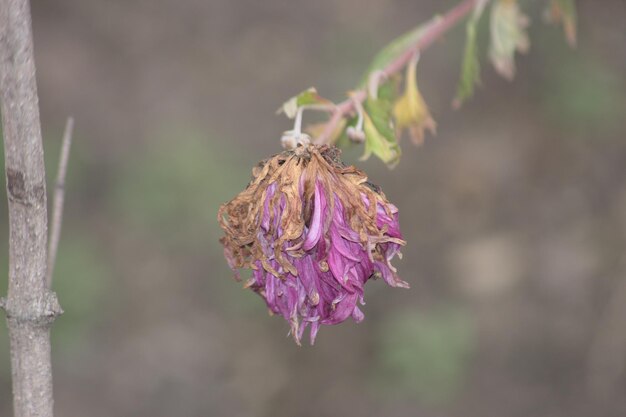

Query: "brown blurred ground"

xmin=1 ymin=0 xmax=626 ymax=416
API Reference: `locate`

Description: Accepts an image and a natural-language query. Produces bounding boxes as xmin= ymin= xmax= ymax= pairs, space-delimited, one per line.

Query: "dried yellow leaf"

xmin=392 ymin=55 xmax=437 ymax=145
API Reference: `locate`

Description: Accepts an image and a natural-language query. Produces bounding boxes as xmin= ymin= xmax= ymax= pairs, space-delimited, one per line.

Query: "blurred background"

xmin=1 ymin=0 xmax=625 ymax=416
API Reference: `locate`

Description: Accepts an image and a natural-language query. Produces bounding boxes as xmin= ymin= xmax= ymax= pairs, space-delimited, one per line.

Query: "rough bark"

xmin=0 ymin=1 xmax=63 ymax=416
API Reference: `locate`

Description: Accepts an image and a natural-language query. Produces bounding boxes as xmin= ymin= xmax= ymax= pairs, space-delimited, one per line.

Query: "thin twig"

xmin=314 ymin=0 xmax=482 ymax=145
xmin=46 ymin=117 xmax=74 ymax=288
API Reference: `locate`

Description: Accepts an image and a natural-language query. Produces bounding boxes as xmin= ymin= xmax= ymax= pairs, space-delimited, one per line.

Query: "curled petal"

xmin=303 ymin=182 xmax=325 ymax=250
xmin=374 ymin=261 xmax=410 ymax=289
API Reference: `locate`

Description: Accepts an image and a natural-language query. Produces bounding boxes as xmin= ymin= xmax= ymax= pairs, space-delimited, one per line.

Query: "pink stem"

xmin=315 ymin=0 xmax=480 ymax=145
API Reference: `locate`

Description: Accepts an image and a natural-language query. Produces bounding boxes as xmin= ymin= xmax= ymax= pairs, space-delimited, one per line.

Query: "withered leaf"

xmin=489 ymin=0 xmax=530 ymax=81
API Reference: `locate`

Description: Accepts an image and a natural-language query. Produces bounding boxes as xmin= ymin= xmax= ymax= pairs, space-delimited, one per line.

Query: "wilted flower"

xmin=218 ymin=144 xmax=407 ymax=345
xmin=393 ymin=54 xmax=437 ymax=146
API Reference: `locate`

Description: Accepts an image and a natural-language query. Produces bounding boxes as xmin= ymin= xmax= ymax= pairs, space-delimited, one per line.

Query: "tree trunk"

xmin=0 ymin=1 xmax=62 ymax=416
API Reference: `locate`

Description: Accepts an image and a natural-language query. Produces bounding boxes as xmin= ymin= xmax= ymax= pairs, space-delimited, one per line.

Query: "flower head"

xmin=218 ymin=144 xmax=407 ymax=345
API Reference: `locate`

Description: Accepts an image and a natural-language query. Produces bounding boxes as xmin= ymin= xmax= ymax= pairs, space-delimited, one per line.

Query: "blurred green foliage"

xmin=0 ymin=2 xmax=624 ymax=415
xmin=109 ymin=127 xmax=264 ymax=315
xmin=51 ymin=233 xmax=111 ymax=354
xmin=374 ymin=306 xmax=475 ymax=406
xmin=539 ymin=45 xmax=625 ymax=137
xmin=111 ymin=128 xmax=249 ymax=249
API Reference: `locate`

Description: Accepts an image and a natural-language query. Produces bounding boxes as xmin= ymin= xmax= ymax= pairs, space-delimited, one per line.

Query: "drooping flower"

xmin=218 ymin=144 xmax=407 ymax=345
xmin=393 ymin=54 xmax=437 ymax=145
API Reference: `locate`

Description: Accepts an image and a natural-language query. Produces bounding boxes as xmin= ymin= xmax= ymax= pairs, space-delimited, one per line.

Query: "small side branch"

xmin=46 ymin=117 xmax=74 ymax=288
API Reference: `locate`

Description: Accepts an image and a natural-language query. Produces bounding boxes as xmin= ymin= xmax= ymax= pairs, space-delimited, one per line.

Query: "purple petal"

xmin=374 ymin=261 xmax=409 ymax=289
xmin=303 ymin=182 xmax=325 ymax=250
xmin=330 ymin=226 xmax=361 ymax=262
xmin=352 ymin=306 xmax=364 ymax=322
xmin=322 ymin=293 xmax=359 ymax=325
xmin=310 ymin=321 xmax=320 ymax=345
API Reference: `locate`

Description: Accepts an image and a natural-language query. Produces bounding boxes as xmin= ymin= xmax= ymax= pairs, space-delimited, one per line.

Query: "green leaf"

xmin=360 ymin=16 xmax=440 ymax=85
xmin=454 ymin=0 xmax=488 ymax=107
xmin=277 ymin=87 xmax=333 ymax=118
xmin=545 ymin=0 xmax=577 ymax=47
xmin=488 ymin=0 xmax=530 ymax=81
xmin=364 ymin=95 xmax=395 ymax=143
xmin=361 ymin=112 xmax=401 ymax=168
xmin=377 ymin=75 xmax=400 ymax=102
xmin=361 ymin=91 xmax=401 ymax=167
